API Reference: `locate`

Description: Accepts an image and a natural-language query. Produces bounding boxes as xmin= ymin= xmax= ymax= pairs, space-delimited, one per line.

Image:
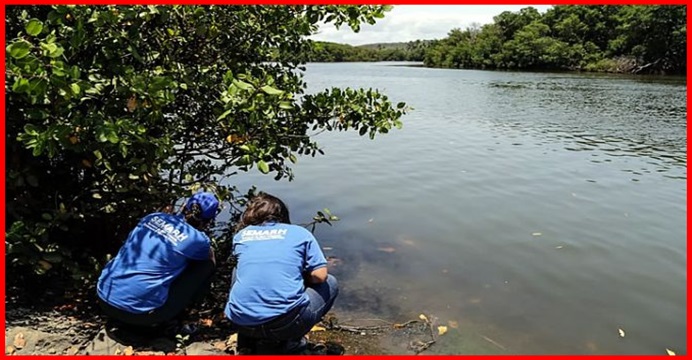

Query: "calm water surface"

xmin=226 ymin=62 xmax=687 ymax=354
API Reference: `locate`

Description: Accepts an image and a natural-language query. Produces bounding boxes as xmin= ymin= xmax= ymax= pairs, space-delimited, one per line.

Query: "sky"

xmin=310 ymin=5 xmax=554 ymax=46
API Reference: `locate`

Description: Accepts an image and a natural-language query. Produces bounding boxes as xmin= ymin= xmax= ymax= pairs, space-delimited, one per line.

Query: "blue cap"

xmin=185 ymin=192 xmax=219 ymax=220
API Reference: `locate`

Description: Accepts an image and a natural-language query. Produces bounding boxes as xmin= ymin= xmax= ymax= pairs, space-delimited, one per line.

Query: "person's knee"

xmin=326 ymin=274 xmax=339 ymax=298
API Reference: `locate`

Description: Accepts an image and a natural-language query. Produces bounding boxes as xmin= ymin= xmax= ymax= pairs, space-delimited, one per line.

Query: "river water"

xmin=226 ymin=62 xmax=687 ymax=354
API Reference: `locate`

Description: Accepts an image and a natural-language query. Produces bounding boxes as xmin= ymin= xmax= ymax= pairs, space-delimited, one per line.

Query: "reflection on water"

xmin=225 ymin=63 xmax=686 ymax=355
xmin=485 ymin=74 xmax=686 ymax=178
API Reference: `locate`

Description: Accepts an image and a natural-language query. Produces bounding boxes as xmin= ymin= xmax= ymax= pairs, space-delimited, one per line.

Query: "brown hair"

xmin=236 ymin=192 xmax=290 ymax=230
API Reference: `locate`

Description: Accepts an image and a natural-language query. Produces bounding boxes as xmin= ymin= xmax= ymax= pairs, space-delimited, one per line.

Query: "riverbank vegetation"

xmin=308 ymin=40 xmax=430 ymax=62
xmin=309 ymin=5 xmax=686 ymax=75
xmin=5 ymin=5 xmax=407 ymax=299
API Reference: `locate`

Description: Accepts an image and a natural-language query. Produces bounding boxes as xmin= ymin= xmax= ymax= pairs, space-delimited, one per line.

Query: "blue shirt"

xmin=225 ymin=222 xmax=327 ymax=326
xmin=97 ymin=212 xmax=211 ymax=313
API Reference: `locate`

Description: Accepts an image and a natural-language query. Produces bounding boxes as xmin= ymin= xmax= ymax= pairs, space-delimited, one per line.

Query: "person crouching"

xmin=96 ymin=191 xmax=219 ymax=335
xmin=224 ymin=192 xmax=338 ymax=354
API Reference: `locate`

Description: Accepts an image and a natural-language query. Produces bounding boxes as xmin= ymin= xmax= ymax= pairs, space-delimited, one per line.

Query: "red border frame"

xmin=1 ymin=2 xmax=689 ymax=359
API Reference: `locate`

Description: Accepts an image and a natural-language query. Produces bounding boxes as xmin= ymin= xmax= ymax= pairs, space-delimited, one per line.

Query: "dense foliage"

xmin=5 ymin=5 xmax=407 ymax=290
xmin=308 ymin=40 xmax=430 ymax=62
xmin=424 ymin=5 xmax=686 ymax=74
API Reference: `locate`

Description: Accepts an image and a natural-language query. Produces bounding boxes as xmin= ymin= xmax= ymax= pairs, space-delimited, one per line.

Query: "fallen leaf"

xmin=212 ymin=341 xmax=227 ymax=351
xmin=114 ymin=348 xmax=121 ymax=355
xmin=68 ymin=346 xmax=80 ymax=355
xmin=13 ymin=333 xmax=25 ymax=349
xmin=666 ymin=348 xmax=676 ymax=356
xmin=368 ymin=218 xmax=374 ymax=223
xmin=6 ymin=346 xmax=15 ymax=355
xmin=393 ymin=323 xmax=406 ymax=329
xmin=532 ymin=232 xmax=542 ymax=236
xmin=126 ymin=96 xmax=137 ymax=112
xmin=555 ymin=245 xmax=564 ymax=249
xmin=448 ymin=320 xmax=459 ymax=329
xmin=618 ymin=328 xmax=625 ymax=337
xmin=199 ymin=318 xmax=213 ymax=327
xmin=123 ymin=346 xmax=134 ymax=356
xmin=377 ymin=247 xmax=396 ymax=253
xmin=322 ymin=247 xmax=333 ymax=251
xmin=225 ymin=333 xmax=238 ymax=347
xmin=437 ymin=326 xmax=448 ymax=336
xmin=37 ymin=260 xmax=52 ymax=271
xmin=419 ymin=314 xmax=428 ymax=322
xmin=226 ymin=134 xmax=248 ymax=144
xmin=400 ymin=239 xmax=416 ymax=246
xmin=310 ymin=325 xmax=326 ymax=332
xmin=136 ymin=351 xmax=165 ymax=356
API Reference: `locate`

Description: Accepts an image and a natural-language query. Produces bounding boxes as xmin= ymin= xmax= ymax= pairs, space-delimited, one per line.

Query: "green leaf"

xmin=217 ymin=109 xmax=233 ymax=120
xmin=7 ymin=40 xmax=32 ymax=59
xmin=279 ymin=101 xmax=293 ymax=110
xmin=49 ymin=46 xmax=64 ymax=58
xmin=257 ymin=160 xmax=269 ymax=174
xmin=70 ymin=83 xmax=81 ymax=95
xmin=232 ymin=79 xmax=253 ymax=91
xmin=261 ymin=85 xmax=283 ymax=95
xmin=12 ymin=78 xmax=30 ymax=93
xmin=106 ymin=132 xmax=119 ymax=144
xmin=41 ymin=213 xmax=53 ymax=221
xmin=25 ymin=18 xmax=43 ymax=36
xmin=92 ymin=193 xmax=102 ymax=199
xmin=40 ymin=42 xmax=57 ymax=53
xmin=24 ymin=124 xmax=39 ymax=136
xmin=40 ymin=42 xmax=64 ymax=58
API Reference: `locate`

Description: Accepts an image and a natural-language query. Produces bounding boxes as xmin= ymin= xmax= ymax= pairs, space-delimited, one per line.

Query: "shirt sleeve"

xmin=175 ymin=232 xmax=211 ymax=261
xmin=304 ymin=233 xmax=327 ymax=272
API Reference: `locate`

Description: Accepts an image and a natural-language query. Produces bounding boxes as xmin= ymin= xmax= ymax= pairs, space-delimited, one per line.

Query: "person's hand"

xmin=209 ymin=247 xmax=216 ymax=266
xmin=305 ymin=267 xmax=327 ymax=284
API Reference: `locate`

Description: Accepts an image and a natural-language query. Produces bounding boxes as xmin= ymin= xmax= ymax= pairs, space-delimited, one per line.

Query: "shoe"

xmin=282 ymin=336 xmax=308 ymax=354
xmin=310 ymin=342 xmax=328 ymax=355
xmin=162 ymin=321 xmax=198 ymax=338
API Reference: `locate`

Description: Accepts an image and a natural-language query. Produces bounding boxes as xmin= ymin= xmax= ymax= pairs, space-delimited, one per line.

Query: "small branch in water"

xmin=353 ymin=318 xmax=394 ymax=325
xmin=409 ymin=340 xmax=435 ymax=355
xmin=326 ymin=324 xmax=388 ymax=333
xmin=480 ymin=334 xmax=506 ymax=351
xmin=393 ymin=320 xmax=420 ymax=328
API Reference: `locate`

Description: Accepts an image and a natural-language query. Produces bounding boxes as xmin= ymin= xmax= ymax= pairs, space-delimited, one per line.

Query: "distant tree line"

xmin=309 ymin=5 xmax=686 ymax=75
xmin=308 ymin=40 xmax=430 ymax=62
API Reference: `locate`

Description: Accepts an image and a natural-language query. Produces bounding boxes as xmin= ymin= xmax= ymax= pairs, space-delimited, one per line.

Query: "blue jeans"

xmin=231 ymin=274 xmax=339 ymax=341
xmin=99 ymin=259 xmax=215 ymax=327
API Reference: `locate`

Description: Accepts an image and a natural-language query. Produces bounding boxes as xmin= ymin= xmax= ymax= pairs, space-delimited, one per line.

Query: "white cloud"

xmin=310 ymin=5 xmax=553 ymax=45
